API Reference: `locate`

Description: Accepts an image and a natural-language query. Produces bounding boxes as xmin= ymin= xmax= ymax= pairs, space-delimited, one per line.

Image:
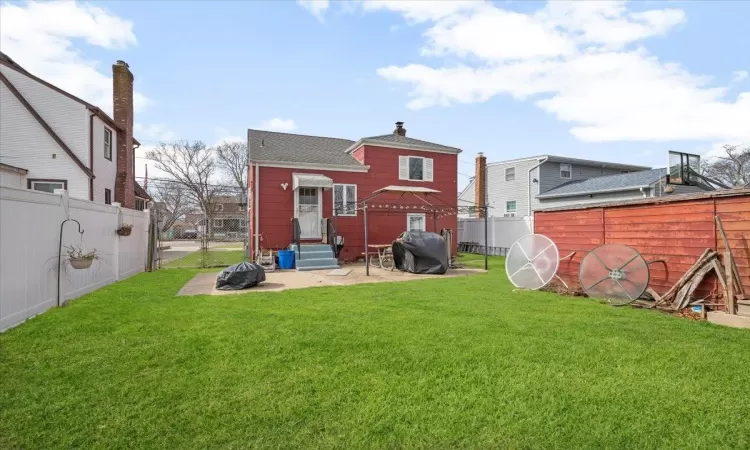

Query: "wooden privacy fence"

xmin=534 ymin=190 xmax=750 ymax=309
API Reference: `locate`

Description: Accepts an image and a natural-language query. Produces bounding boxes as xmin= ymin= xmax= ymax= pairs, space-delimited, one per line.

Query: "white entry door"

xmin=297 ymin=187 xmax=321 ymax=239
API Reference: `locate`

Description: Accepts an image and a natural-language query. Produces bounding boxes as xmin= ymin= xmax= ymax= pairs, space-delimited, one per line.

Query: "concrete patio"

xmin=177 ymin=264 xmax=485 ymax=296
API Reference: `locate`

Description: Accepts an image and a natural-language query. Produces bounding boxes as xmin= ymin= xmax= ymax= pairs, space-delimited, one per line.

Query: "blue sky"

xmin=1 ymin=1 xmax=748 ymax=187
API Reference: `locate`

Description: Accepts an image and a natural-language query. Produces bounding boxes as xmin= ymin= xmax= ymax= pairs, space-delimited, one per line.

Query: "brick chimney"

xmin=113 ymin=60 xmax=135 ymax=209
xmin=474 ymin=152 xmax=487 ymax=218
xmin=393 ymin=121 xmax=406 ymax=137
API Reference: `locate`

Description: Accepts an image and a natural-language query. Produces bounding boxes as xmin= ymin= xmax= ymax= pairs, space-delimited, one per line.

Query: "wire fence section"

xmin=141 ymin=177 xmax=249 ymax=269
xmin=458 ymin=216 xmax=533 ymax=256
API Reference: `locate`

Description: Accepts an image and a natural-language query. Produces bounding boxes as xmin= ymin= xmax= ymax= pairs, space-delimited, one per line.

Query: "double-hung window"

xmin=407 ymin=213 xmax=426 ymax=232
xmin=333 ymin=184 xmax=357 ymax=216
xmin=560 ymin=163 xmax=572 ymax=179
xmin=505 ymin=167 xmax=515 ymax=181
xmin=504 ymin=201 xmax=517 ymax=217
xmin=104 ymin=128 xmax=112 ymax=161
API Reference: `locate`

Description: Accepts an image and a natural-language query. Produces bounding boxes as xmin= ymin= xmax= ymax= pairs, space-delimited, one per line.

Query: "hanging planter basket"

xmin=69 ymin=256 xmax=95 ymax=269
xmin=116 ymin=224 xmax=133 ymax=236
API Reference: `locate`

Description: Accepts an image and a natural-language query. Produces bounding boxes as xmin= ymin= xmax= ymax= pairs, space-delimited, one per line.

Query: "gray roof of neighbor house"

xmin=134 ymin=182 xmax=151 ymax=200
xmin=487 ymin=154 xmax=650 ymax=171
xmin=0 ymin=162 xmax=29 ymax=174
xmin=538 ymin=168 xmax=668 ymax=198
xmin=349 ymin=134 xmax=461 ymax=154
xmin=248 ymin=129 xmax=360 ymax=167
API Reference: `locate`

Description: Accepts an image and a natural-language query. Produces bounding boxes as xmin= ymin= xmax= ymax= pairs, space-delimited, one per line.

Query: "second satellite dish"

xmin=579 ymin=244 xmax=650 ymax=305
xmin=505 ymin=234 xmax=559 ymax=290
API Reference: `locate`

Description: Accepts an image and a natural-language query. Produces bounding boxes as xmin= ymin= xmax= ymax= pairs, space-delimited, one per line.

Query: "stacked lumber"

xmin=652 ymin=249 xmax=718 ymax=310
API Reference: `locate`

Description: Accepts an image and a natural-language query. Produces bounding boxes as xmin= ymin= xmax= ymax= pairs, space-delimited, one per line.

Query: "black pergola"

xmin=332 ymin=185 xmax=489 ymax=275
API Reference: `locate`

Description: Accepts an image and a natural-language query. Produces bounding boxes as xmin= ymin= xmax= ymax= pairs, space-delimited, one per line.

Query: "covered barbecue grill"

xmin=392 ymin=231 xmax=448 ymax=274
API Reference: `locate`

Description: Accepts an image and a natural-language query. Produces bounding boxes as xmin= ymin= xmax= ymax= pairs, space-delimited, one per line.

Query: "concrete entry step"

xmin=707 ymin=312 xmax=750 ymax=329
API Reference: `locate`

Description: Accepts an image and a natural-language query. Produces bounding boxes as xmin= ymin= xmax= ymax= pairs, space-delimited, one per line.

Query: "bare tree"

xmin=150 ymin=182 xmax=192 ymax=232
xmin=146 ymin=141 xmax=223 ymax=218
xmin=703 ymin=144 xmax=750 ymax=187
xmin=215 ymin=141 xmax=248 ymax=192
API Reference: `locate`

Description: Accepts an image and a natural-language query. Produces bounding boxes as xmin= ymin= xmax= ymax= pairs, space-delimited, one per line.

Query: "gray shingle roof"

xmin=358 ymin=134 xmax=461 ymax=153
xmin=248 ymin=129 xmax=360 ymax=167
xmin=539 ymin=168 xmax=667 ymax=197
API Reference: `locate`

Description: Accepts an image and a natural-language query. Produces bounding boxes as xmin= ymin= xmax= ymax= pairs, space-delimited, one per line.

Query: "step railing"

xmin=292 ymin=217 xmax=301 ymax=259
xmin=326 ymin=218 xmax=338 ymax=258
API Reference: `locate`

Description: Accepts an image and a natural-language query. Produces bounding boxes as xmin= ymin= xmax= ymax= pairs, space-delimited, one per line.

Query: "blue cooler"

xmin=277 ymin=250 xmax=295 ymax=270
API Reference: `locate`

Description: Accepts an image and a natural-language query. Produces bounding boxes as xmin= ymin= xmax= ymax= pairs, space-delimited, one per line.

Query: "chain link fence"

xmin=142 ymin=178 xmax=249 ymax=269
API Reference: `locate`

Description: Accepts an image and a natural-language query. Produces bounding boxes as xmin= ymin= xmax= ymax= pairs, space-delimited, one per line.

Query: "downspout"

xmin=527 ymin=157 xmax=549 ymax=216
xmin=254 ymin=163 xmax=260 ymax=259
xmin=89 ymin=113 xmax=94 ymax=201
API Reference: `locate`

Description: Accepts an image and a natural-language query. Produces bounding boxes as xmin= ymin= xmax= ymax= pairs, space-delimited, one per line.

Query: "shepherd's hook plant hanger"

xmin=57 ymin=218 xmax=84 ymax=307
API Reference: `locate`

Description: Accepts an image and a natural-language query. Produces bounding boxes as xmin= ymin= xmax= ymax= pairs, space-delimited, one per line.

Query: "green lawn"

xmin=163 ymin=249 xmax=246 ymax=268
xmin=2 ymin=256 xmax=750 ymax=449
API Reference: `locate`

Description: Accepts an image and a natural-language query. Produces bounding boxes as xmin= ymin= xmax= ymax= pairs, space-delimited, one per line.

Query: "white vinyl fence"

xmin=458 ymin=216 xmax=533 ymax=255
xmin=0 ymin=187 xmax=150 ymax=331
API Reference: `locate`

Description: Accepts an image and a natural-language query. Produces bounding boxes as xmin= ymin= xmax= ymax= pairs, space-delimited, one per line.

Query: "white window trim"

xmin=332 ymin=183 xmax=357 ymax=217
xmin=560 ymin=163 xmax=572 ymax=179
xmin=213 ymin=218 xmax=223 ymax=228
xmin=104 ymin=128 xmax=112 ymax=161
xmin=407 ymin=213 xmax=426 ymax=232
xmin=30 ymin=180 xmax=66 ymax=192
xmin=505 ymin=167 xmax=515 ymax=182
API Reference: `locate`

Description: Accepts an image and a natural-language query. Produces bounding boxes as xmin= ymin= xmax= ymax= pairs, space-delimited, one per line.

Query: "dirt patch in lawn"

xmin=177 ymin=264 xmax=485 ymax=296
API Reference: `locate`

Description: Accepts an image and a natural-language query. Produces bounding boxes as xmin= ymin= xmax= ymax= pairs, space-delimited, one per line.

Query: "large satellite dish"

xmin=579 ymin=244 xmax=650 ymax=305
xmin=505 ymin=234 xmax=559 ymax=290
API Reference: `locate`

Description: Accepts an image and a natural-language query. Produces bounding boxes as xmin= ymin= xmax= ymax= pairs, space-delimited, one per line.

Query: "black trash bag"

xmin=215 ymin=261 xmax=266 ymax=290
xmin=391 ymin=231 xmax=448 ymax=274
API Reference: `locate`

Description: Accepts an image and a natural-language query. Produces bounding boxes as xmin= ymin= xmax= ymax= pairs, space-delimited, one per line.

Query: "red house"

xmin=248 ymin=122 xmax=461 ymax=267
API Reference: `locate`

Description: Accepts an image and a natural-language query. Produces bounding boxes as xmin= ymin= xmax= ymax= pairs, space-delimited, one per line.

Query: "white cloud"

xmin=297 ymin=0 xmax=329 ymax=21
xmin=368 ymin=0 xmax=750 ymax=146
xmin=362 ymin=0 xmax=483 ymax=23
xmin=536 ymin=1 xmax=686 ymax=49
xmin=134 ymin=123 xmax=178 ymax=143
xmin=0 ymin=1 xmax=151 ymax=115
xmin=258 ymin=118 xmax=297 ymax=132
xmin=733 ymin=70 xmax=749 ymax=83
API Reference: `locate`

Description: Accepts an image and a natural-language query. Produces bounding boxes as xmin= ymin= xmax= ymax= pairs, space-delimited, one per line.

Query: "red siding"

xmin=715 ymin=197 xmax=750 ymax=287
xmin=352 ymin=147 xmax=365 ymax=164
xmin=534 ymin=194 xmax=750 ymax=309
xmin=252 ymin=145 xmax=458 ymax=261
xmin=248 ymin=162 xmax=255 ymax=249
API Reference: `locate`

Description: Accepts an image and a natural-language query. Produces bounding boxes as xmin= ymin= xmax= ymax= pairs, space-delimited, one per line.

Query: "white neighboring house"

xmin=0 ymin=52 xmax=149 ymax=209
xmin=459 ymin=154 xmax=712 ymax=217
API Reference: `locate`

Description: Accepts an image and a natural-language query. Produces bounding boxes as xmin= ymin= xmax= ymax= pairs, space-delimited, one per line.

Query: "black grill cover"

xmin=215 ymin=262 xmax=266 ymax=290
xmin=392 ymin=231 xmax=448 ymax=274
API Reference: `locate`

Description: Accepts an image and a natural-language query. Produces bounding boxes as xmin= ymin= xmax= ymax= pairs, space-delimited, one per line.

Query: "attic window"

xmin=560 ymin=163 xmax=572 ymax=179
